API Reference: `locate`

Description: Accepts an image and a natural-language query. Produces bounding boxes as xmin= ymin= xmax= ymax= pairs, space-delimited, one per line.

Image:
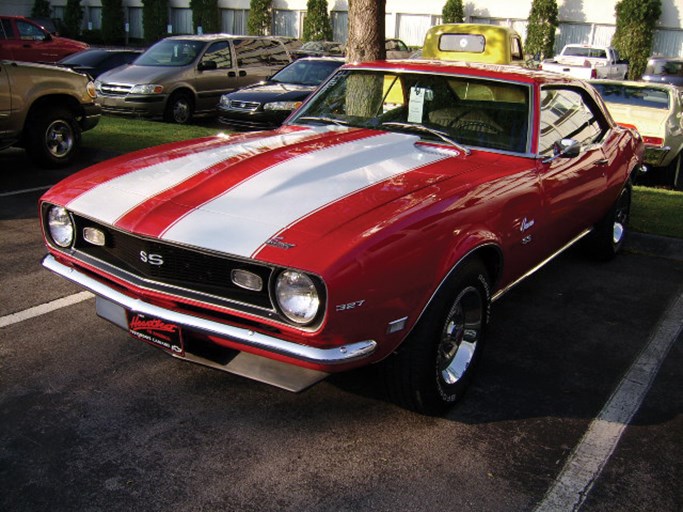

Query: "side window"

xmin=538 ymin=88 xmax=605 ymax=156
xmin=202 ymin=41 xmax=232 ymax=69
xmin=511 ymin=37 xmax=523 ymax=60
xmin=17 ymin=20 xmax=46 ymax=40
xmin=235 ymin=38 xmax=289 ymax=68
xmin=1 ymin=19 xmax=15 ymax=39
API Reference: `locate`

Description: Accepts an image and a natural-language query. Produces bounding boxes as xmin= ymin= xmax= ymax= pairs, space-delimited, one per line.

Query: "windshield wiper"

xmin=297 ymin=116 xmax=349 ymax=126
xmin=381 ymin=121 xmax=471 ymax=155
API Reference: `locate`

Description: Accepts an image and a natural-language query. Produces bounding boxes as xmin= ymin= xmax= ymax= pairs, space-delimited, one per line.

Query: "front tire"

xmin=381 ymin=259 xmax=491 ymax=415
xmin=27 ymin=107 xmax=81 ymax=167
xmin=164 ymin=91 xmax=194 ymax=124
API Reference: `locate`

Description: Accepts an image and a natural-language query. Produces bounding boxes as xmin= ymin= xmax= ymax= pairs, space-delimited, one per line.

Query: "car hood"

xmin=97 ymin=64 xmax=185 ymax=84
xmin=604 ymin=102 xmax=668 ymax=137
xmin=53 ymin=36 xmax=89 ymax=51
xmin=226 ymin=82 xmax=315 ymax=102
xmin=43 ymin=125 xmax=515 ymax=268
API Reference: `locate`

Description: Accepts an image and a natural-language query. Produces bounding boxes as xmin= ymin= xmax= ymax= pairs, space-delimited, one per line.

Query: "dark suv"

xmin=95 ymin=34 xmax=295 ymax=124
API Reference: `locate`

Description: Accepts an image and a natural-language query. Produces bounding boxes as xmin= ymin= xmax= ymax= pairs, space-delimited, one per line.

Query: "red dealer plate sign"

xmin=127 ymin=312 xmax=184 ymax=356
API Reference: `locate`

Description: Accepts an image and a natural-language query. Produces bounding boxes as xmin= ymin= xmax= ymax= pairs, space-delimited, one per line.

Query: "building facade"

xmin=3 ymin=0 xmax=683 ymax=56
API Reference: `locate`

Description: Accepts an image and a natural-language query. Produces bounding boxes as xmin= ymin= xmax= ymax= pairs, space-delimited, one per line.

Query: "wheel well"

xmin=22 ymin=95 xmax=81 ymax=145
xmin=26 ymin=95 xmax=81 ymax=122
xmin=168 ymin=87 xmax=195 ymax=104
xmin=473 ymin=245 xmax=503 ymax=289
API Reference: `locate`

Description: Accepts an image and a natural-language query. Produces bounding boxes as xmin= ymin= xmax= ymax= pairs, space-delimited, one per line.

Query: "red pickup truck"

xmin=0 ymin=15 xmax=87 ymax=63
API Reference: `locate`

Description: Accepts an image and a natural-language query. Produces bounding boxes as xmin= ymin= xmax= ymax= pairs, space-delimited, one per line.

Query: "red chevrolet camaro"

xmin=40 ymin=60 xmax=643 ymax=414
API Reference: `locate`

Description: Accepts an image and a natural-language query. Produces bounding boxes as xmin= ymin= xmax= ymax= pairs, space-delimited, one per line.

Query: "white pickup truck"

xmin=541 ymin=44 xmax=629 ymax=80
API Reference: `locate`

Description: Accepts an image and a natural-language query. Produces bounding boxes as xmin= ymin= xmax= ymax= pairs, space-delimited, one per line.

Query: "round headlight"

xmin=47 ymin=206 xmax=74 ymax=248
xmin=275 ymin=270 xmax=320 ymax=324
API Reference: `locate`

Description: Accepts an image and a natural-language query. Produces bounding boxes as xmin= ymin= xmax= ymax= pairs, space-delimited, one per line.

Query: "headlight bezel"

xmin=129 ymin=83 xmax=165 ymax=95
xmin=46 ymin=204 xmax=75 ymax=249
xmin=273 ymin=269 xmax=325 ymax=326
xmin=263 ymin=100 xmax=303 ymax=111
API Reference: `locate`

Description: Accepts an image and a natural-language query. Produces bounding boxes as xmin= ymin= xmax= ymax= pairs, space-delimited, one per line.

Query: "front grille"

xmin=98 ymin=83 xmax=133 ymax=96
xmin=227 ymin=100 xmax=260 ymax=112
xmin=72 ymin=215 xmax=275 ymax=311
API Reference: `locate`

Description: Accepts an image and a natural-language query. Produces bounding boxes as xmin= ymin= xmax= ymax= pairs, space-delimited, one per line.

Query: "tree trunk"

xmin=346 ymin=0 xmax=386 ymax=62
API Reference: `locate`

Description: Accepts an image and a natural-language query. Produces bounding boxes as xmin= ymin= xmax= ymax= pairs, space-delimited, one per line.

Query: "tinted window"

xmin=235 ymin=38 xmax=289 ymax=68
xmin=439 ymin=34 xmax=485 ymax=53
xmin=592 ymin=83 xmax=670 ymax=110
xmin=645 ymin=60 xmax=683 ymax=76
xmin=17 ymin=20 xmax=46 ymax=40
xmin=136 ymin=39 xmax=204 ymax=67
xmin=539 ymin=88 xmax=605 ymax=156
xmin=202 ymin=40 xmax=232 ymax=69
xmin=1 ymin=19 xmax=14 ymax=39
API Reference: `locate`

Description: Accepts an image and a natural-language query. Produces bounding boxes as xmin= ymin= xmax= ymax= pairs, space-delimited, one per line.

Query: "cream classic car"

xmin=591 ymin=79 xmax=683 ymax=189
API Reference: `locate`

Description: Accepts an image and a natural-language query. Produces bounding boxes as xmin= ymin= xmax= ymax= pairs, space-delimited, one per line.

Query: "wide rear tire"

xmin=587 ymin=185 xmax=631 ymax=261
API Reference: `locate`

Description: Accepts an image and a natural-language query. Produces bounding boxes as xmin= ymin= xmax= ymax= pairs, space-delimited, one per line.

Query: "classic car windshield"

xmin=290 ymin=69 xmax=531 ymax=153
xmin=135 ymin=40 xmax=204 ymax=67
xmin=591 ymin=83 xmax=670 ymax=110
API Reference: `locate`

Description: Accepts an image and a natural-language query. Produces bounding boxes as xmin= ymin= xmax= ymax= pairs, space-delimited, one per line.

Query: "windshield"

xmin=272 ymin=59 xmax=343 ymax=86
xmin=135 ymin=40 xmax=205 ymax=67
xmin=290 ymin=69 xmax=531 ymax=153
xmin=592 ymin=83 xmax=670 ymax=110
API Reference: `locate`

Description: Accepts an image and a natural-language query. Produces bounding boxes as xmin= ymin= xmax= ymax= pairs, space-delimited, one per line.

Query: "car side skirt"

xmin=491 ymin=228 xmax=592 ymax=302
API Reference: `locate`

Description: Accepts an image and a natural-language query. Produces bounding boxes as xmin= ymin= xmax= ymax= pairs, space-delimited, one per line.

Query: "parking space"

xmin=1 ymin=148 xmax=681 ymax=511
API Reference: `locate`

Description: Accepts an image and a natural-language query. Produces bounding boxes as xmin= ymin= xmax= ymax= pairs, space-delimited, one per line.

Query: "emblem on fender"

xmin=266 ymin=236 xmax=296 ymax=249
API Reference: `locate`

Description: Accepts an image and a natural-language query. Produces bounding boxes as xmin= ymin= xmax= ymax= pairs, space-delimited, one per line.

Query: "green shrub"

xmin=101 ymin=0 xmax=125 ymax=45
xmin=303 ymin=0 xmax=333 ymax=41
xmin=63 ymin=0 xmax=83 ymax=38
xmin=612 ymin=0 xmax=662 ymax=79
xmin=190 ymin=0 xmax=220 ymax=34
xmin=142 ymin=0 xmax=169 ymax=43
xmin=525 ymin=0 xmax=558 ymax=60
xmin=442 ymin=0 xmax=464 ymax=24
xmin=247 ymin=0 xmax=272 ymax=36
xmin=31 ymin=0 xmax=51 ymax=18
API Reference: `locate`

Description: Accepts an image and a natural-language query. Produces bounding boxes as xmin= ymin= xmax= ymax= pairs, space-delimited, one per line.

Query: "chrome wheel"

xmin=437 ymin=285 xmax=484 ymax=386
xmin=612 ymin=188 xmax=630 ymax=246
xmin=45 ymin=119 xmax=75 ymax=159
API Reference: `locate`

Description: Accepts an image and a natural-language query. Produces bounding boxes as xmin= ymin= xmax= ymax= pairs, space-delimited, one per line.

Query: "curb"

xmin=626 ymin=232 xmax=683 ymax=262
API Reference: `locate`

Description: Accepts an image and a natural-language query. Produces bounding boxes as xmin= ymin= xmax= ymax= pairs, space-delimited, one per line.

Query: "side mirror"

xmin=198 ymin=60 xmax=217 ymax=71
xmin=542 ymin=138 xmax=581 ymax=163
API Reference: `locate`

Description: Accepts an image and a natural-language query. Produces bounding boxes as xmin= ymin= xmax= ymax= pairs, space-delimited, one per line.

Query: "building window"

xmin=221 ymin=9 xmax=248 ymax=35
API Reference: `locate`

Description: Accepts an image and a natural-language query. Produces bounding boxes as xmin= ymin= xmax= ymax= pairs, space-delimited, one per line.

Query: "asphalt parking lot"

xmin=1 ymin=144 xmax=681 ymax=512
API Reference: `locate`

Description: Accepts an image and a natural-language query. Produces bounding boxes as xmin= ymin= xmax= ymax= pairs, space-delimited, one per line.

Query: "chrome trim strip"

xmin=43 ymin=254 xmax=376 ymax=365
xmin=491 ymin=228 xmax=592 ymax=302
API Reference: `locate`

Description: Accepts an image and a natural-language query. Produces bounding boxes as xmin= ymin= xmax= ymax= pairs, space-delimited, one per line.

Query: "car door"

xmin=0 ymin=62 xmax=11 ymax=134
xmin=536 ymin=85 xmax=615 ymax=249
xmin=12 ymin=18 xmax=56 ymax=62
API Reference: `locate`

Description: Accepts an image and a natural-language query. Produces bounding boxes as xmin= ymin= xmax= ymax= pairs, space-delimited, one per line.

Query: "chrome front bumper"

xmin=42 ymin=254 xmax=377 ymax=391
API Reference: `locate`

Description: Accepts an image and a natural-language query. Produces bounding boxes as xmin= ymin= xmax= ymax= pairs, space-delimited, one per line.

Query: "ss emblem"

xmin=140 ymin=250 xmax=164 ymax=265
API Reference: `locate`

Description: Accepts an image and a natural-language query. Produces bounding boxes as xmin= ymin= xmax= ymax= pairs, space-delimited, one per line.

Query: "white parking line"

xmin=0 ymin=185 xmax=53 ymax=198
xmin=535 ymin=290 xmax=683 ymax=512
xmin=0 ymin=291 xmax=94 ymax=328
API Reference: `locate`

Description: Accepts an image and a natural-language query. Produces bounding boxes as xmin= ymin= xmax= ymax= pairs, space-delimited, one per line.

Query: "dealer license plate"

xmin=127 ymin=312 xmax=184 ymax=356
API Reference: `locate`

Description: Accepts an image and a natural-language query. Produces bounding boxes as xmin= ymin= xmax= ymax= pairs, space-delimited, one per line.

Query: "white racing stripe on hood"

xmin=161 ymin=132 xmax=449 ymax=258
xmin=65 ymin=128 xmax=330 ymax=223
